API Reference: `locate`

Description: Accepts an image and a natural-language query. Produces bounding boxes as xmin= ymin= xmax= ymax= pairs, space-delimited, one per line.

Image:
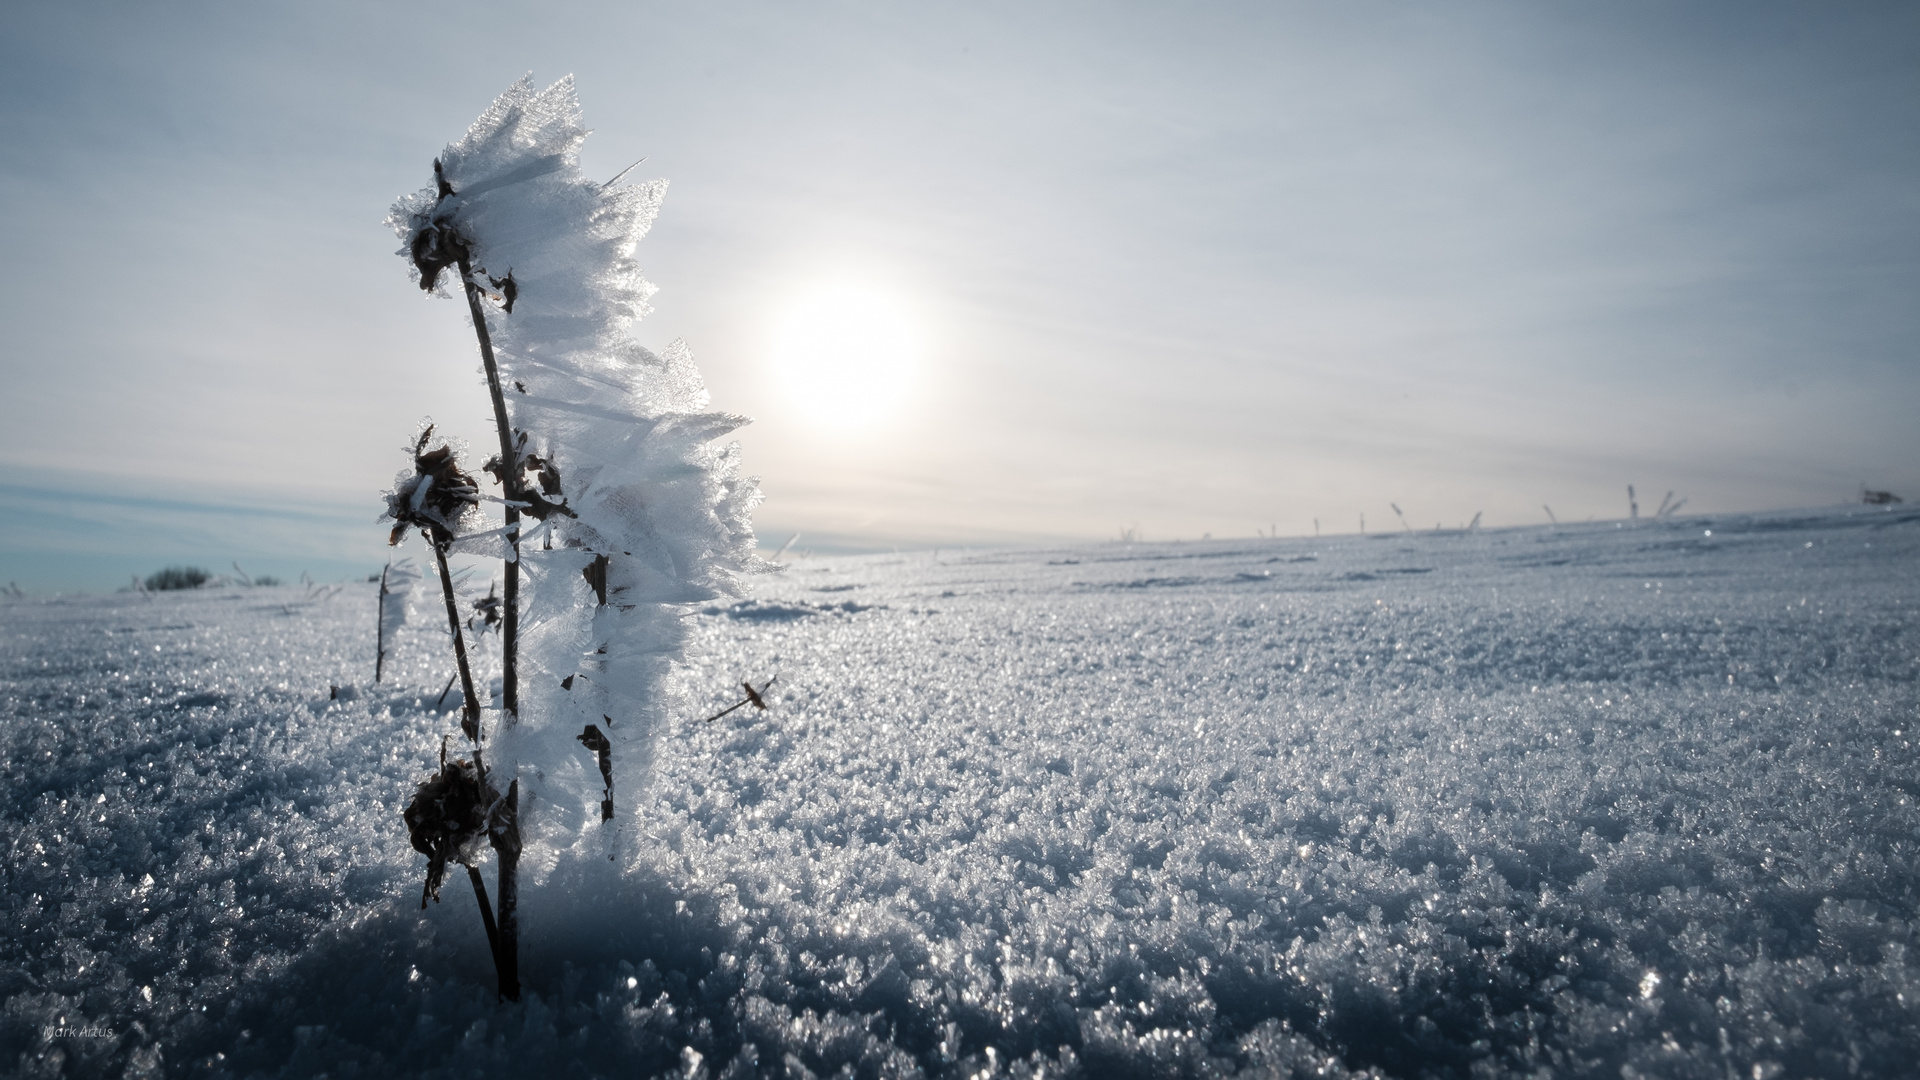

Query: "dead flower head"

xmin=383 ymin=424 xmax=482 ymax=547
xmin=406 ymin=159 xmax=468 ymax=293
xmin=403 ymin=749 xmax=500 ymax=908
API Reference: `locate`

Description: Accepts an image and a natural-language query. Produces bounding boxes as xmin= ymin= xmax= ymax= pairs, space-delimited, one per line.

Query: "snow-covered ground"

xmin=3 ymin=505 xmax=1917 ymax=1079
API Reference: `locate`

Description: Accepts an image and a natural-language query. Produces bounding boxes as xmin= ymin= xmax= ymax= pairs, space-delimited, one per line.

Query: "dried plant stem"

xmin=427 ymin=535 xmax=520 ymax=999
xmin=492 ymin=780 xmax=521 ymax=1001
xmin=430 ymin=539 xmax=485 ymax=754
xmin=376 ymin=563 xmax=393 ymax=684
xmin=457 ymin=254 xmax=520 ymax=724
xmin=466 ymin=864 xmax=501 ymax=960
xmin=455 ymin=257 xmax=524 ymax=1003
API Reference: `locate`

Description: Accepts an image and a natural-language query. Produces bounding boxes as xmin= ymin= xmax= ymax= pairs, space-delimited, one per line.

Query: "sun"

xmin=771 ymin=283 xmax=920 ymax=430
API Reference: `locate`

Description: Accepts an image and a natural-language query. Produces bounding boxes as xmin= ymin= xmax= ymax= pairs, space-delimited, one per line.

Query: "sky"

xmin=1 ymin=0 xmax=1915 ymax=591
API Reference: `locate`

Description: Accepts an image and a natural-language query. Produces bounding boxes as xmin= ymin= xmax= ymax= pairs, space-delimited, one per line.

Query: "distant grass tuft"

xmin=145 ymin=566 xmax=211 ymax=591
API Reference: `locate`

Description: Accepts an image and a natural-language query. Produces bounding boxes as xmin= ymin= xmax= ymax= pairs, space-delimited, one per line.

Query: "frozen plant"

xmin=382 ymin=423 xmax=522 ymax=999
xmin=381 ymin=425 xmax=490 ymax=744
xmin=385 ymin=75 xmax=762 ymax=995
xmin=375 ymin=555 xmax=422 ymax=683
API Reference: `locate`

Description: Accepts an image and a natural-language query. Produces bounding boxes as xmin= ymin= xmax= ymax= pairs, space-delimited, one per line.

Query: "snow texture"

xmin=3 ymin=505 xmax=1919 ymax=1079
xmin=386 ymin=77 xmax=763 ymax=873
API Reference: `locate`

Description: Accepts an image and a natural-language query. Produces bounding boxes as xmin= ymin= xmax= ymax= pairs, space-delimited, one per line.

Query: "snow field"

xmin=2 ymin=506 xmax=1917 ymax=1078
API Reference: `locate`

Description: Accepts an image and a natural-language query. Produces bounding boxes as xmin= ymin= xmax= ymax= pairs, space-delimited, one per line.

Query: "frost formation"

xmin=3 ymin=507 xmax=1918 ymax=1078
xmin=375 ymin=556 xmax=421 ymax=682
xmin=387 ymin=76 xmax=762 ymax=868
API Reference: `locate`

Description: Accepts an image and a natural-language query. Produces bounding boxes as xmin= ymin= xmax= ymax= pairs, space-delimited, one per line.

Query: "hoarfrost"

xmin=2 ymin=505 xmax=1917 ymax=1076
xmin=375 ymin=556 xmax=421 ymax=684
xmin=388 ymin=76 xmax=763 ymax=873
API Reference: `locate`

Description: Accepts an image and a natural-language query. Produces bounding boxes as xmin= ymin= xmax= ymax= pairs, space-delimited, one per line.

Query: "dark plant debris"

xmin=583 ymin=555 xmax=610 ymax=606
xmin=576 ymin=724 xmax=614 ymax=822
xmin=484 ymin=432 xmax=576 ymax=523
xmin=403 ymin=742 xmax=502 ymax=909
xmin=385 ymin=425 xmax=483 ymax=547
xmin=699 ymin=676 xmax=779 ymax=724
xmin=469 ymin=583 xmax=502 ymax=637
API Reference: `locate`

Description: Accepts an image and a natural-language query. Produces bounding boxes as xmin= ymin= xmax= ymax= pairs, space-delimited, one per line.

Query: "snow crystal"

xmin=1 ymin=505 xmax=1917 ymax=1077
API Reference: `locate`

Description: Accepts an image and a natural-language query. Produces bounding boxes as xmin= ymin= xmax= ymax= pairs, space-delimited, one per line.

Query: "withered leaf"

xmin=576 ymin=724 xmax=614 ymax=822
xmin=582 ymin=555 xmax=609 ymax=605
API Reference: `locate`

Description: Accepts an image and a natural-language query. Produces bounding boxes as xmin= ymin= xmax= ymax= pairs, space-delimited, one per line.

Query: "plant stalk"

xmin=466 ymin=864 xmax=501 ymax=965
xmin=492 ymin=779 xmax=521 ymax=1002
xmin=432 ymin=537 xmax=517 ymax=998
xmin=457 ymin=255 xmax=520 ymax=724
xmin=431 ymin=538 xmax=485 ymax=755
xmin=376 ymin=564 xmax=390 ymax=684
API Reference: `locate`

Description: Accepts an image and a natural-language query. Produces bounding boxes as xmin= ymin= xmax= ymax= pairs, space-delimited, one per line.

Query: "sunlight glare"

xmin=772 ymin=283 xmax=919 ymax=431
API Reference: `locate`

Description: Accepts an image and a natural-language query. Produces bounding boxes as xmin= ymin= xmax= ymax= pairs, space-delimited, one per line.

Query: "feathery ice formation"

xmin=387 ymin=76 xmax=763 ymax=875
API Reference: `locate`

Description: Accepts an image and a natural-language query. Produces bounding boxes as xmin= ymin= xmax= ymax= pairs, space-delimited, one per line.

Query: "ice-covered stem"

xmin=376 ymin=569 xmax=389 ymax=684
xmin=383 ymin=427 xmax=486 ymax=748
xmin=455 ymin=249 xmax=522 ymax=725
xmin=384 ymin=420 xmax=520 ymax=998
xmin=425 ymin=533 xmax=519 ymax=1000
xmin=376 ymin=563 xmax=394 ymax=683
xmin=430 ymin=539 xmax=485 ymax=751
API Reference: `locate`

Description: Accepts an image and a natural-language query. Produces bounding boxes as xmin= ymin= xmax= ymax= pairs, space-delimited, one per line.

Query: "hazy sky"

xmin=3 ymin=1 xmax=1916 ymax=590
